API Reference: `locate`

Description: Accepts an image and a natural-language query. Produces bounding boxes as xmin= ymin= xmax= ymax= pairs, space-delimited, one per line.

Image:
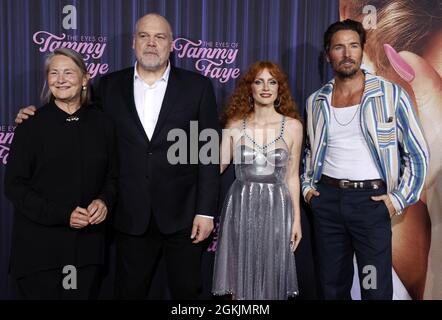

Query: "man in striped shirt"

xmin=302 ymin=19 xmax=428 ymax=300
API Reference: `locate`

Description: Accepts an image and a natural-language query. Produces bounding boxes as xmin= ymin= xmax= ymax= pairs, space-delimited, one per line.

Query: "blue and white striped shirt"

xmin=301 ymin=71 xmax=429 ymax=214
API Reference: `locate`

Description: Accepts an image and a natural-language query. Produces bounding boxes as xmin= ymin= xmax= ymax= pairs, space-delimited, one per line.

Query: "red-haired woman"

xmin=212 ymin=61 xmax=303 ymax=300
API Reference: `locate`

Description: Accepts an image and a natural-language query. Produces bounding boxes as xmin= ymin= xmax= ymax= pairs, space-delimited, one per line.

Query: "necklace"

xmin=242 ymin=116 xmax=285 ymax=153
xmin=331 ymin=80 xmax=364 ymax=126
xmin=332 ymin=105 xmax=360 ymax=126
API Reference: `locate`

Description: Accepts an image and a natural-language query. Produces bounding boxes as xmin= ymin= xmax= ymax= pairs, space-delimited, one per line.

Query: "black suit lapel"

xmin=121 ymin=68 xmax=150 ymax=143
xmin=150 ymin=67 xmax=181 ymax=142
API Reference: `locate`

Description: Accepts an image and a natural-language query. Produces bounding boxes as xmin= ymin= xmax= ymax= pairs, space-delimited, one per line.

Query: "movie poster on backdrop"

xmin=340 ymin=0 xmax=442 ymax=300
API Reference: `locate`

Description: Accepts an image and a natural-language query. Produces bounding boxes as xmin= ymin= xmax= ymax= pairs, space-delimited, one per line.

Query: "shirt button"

xmin=148 ymin=152 xmax=153 ymax=156
xmin=318 ymin=162 xmax=322 ymax=166
xmin=323 ymin=142 xmax=327 ymax=146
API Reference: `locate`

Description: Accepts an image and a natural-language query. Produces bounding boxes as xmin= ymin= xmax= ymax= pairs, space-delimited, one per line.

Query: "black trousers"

xmin=17 ymin=265 xmax=101 ymax=300
xmin=114 ymin=216 xmax=204 ymax=300
xmin=311 ymin=182 xmax=393 ymax=300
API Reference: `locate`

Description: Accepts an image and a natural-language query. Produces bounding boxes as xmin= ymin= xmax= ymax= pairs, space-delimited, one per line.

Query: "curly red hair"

xmin=221 ymin=61 xmax=301 ymax=126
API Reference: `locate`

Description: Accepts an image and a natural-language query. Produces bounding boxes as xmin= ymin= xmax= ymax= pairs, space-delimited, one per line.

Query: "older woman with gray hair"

xmin=4 ymin=48 xmax=117 ymax=299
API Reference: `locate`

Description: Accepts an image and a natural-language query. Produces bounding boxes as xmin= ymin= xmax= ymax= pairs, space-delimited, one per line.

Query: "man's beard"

xmin=334 ymin=58 xmax=360 ymax=78
xmin=139 ymin=58 xmax=162 ymax=71
xmin=336 ymin=67 xmax=358 ymax=78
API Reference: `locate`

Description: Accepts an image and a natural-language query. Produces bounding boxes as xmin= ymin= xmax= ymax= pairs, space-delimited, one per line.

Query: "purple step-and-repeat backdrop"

xmin=1 ymin=0 xmax=338 ymax=299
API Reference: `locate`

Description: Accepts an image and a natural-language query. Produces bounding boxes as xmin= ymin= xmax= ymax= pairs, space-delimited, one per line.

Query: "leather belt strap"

xmin=320 ymin=175 xmax=386 ymax=190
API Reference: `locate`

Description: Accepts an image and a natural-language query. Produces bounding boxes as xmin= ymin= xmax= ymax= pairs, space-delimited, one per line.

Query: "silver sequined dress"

xmin=212 ymin=117 xmax=299 ymax=300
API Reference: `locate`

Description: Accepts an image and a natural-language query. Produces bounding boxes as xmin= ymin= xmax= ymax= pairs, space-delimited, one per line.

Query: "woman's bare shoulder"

xmin=284 ymin=117 xmax=303 ymax=134
xmin=225 ymin=118 xmax=243 ymax=130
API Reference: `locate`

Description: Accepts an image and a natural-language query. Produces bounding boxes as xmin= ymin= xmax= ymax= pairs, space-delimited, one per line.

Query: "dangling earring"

xmin=82 ymin=85 xmax=87 ymax=91
xmin=274 ymin=96 xmax=281 ymax=109
xmin=249 ymin=96 xmax=254 ymax=110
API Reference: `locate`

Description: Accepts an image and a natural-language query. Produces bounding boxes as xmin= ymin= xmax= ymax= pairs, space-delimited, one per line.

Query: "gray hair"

xmin=40 ymin=48 xmax=90 ymax=105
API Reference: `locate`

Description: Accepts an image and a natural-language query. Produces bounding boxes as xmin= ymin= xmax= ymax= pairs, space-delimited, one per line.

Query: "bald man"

xmin=101 ymin=13 xmax=220 ymax=299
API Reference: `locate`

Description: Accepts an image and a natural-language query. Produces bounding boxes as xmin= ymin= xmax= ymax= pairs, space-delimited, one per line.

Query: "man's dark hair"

xmin=324 ymin=19 xmax=366 ymax=53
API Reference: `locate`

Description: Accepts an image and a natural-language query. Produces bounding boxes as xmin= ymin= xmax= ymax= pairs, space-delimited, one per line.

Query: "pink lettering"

xmin=32 ymin=31 xmax=107 ymax=60
xmin=196 ymin=59 xmax=240 ymax=83
xmin=0 ymin=132 xmax=14 ymax=144
xmin=0 ymin=145 xmax=9 ymax=165
xmin=174 ymin=38 xmax=240 ymax=83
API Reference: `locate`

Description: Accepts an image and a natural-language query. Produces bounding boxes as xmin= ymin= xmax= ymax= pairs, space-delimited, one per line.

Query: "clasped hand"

xmin=70 ymin=199 xmax=108 ymax=229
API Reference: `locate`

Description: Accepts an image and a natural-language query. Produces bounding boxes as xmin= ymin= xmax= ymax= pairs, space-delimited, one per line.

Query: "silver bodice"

xmin=234 ymin=145 xmax=290 ymax=184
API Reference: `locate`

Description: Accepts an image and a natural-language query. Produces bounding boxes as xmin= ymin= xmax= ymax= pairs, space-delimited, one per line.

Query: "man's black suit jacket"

xmin=96 ymin=66 xmax=220 ymax=235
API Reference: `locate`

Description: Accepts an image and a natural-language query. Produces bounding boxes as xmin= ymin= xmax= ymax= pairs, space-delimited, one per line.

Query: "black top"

xmin=4 ymin=102 xmax=117 ymax=278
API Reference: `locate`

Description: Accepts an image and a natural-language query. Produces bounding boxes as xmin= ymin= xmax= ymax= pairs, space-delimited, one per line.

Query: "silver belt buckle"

xmin=339 ymin=179 xmax=350 ymax=188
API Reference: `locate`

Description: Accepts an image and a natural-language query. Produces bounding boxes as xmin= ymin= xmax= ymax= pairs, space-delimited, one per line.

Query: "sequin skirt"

xmin=212 ymin=180 xmax=299 ymax=300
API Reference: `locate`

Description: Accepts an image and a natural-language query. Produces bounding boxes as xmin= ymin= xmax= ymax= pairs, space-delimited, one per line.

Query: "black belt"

xmin=320 ymin=175 xmax=385 ymax=190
